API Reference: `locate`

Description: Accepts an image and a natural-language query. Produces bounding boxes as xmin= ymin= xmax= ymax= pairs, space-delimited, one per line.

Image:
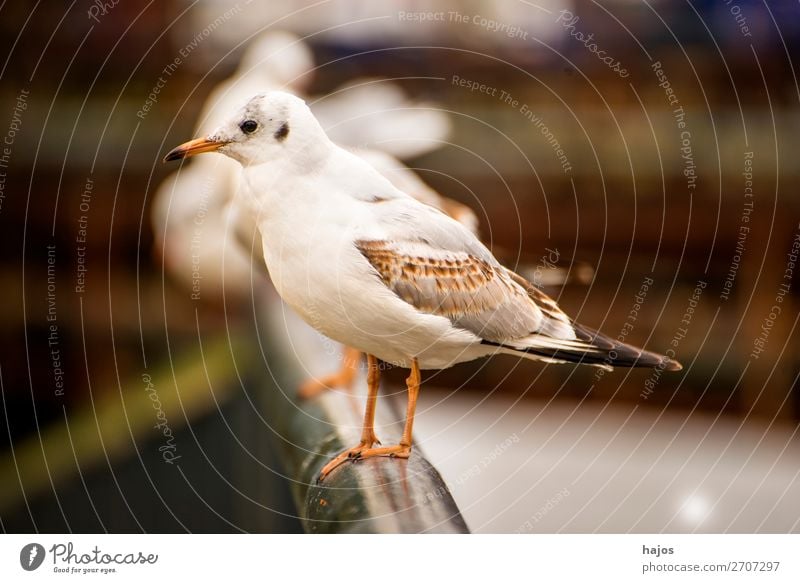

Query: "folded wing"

xmin=356 ymin=237 xmax=680 ymax=371
xmin=355 ymin=239 xmax=576 ymax=342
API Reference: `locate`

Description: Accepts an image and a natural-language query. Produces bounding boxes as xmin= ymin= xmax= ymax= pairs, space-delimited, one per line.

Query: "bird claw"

xmin=317 ymin=442 xmax=411 ymax=481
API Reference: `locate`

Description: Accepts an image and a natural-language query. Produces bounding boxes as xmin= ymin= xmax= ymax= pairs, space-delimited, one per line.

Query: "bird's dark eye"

xmin=240 ymin=120 xmax=258 ymax=134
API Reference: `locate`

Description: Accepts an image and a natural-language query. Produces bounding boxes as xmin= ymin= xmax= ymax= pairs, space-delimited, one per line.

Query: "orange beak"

xmin=163 ymin=137 xmax=227 ymax=162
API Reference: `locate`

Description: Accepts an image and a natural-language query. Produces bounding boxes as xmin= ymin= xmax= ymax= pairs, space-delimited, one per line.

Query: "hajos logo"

xmin=20 ymin=543 xmax=46 ymax=571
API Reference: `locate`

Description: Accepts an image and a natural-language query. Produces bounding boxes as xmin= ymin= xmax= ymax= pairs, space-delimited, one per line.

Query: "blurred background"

xmin=1 ymin=0 xmax=799 ymax=533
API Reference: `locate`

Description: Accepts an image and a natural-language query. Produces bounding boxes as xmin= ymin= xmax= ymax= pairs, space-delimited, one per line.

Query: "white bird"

xmin=164 ymin=92 xmax=682 ymax=480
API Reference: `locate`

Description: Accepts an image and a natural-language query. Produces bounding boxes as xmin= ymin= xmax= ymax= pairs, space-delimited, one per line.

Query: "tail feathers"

xmin=484 ymin=323 xmax=683 ymax=372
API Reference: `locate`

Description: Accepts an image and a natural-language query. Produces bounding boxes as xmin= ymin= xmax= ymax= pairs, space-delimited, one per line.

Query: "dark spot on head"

xmin=274 ymin=122 xmax=289 ymax=142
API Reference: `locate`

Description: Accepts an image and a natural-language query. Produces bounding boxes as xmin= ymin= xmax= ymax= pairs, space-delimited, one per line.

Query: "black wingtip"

xmin=485 ymin=333 xmax=685 ymax=372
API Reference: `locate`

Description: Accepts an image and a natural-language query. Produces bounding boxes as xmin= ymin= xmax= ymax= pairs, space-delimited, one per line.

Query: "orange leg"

xmin=298 ymin=345 xmax=362 ymax=399
xmin=318 ymin=357 xmax=420 ymax=481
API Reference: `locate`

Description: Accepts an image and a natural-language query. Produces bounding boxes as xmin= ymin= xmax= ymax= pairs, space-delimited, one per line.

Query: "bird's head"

xmin=164 ymin=91 xmax=326 ymax=167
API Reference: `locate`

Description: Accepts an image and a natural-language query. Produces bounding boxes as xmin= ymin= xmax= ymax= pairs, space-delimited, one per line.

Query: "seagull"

xmin=164 ymin=91 xmax=682 ymax=480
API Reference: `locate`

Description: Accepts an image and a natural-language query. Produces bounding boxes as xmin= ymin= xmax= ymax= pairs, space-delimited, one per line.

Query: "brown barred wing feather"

xmin=356 ymin=239 xmax=546 ymax=342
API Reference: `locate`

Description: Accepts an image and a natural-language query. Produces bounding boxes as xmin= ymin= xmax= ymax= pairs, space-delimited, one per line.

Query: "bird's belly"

xmin=310 ymin=301 xmax=486 ymax=369
xmin=278 ymin=260 xmax=484 ymax=369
